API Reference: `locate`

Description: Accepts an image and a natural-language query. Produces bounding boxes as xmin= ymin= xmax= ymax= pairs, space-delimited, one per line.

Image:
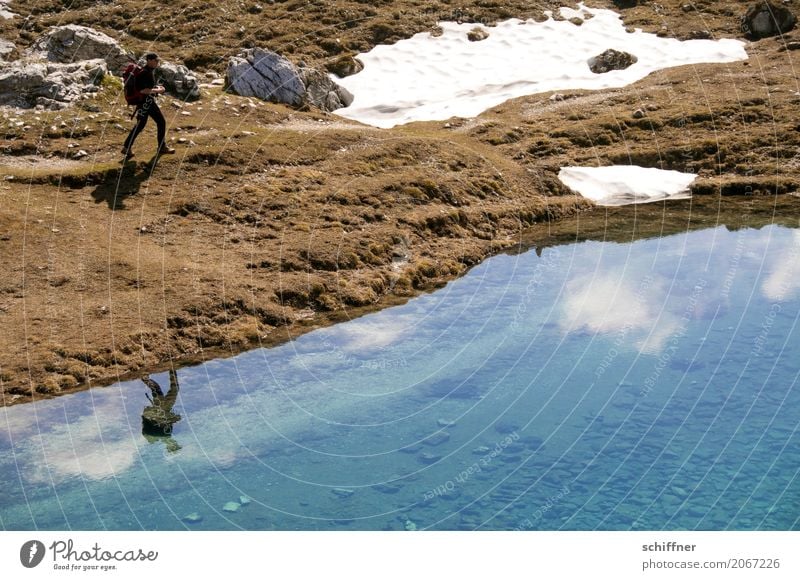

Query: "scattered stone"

xmin=222 ymin=501 xmax=241 ymax=512
xmin=437 ymin=418 xmax=456 ymax=428
xmin=588 ymin=48 xmax=638 ymax=74
xmin=373 ymin=482 xmax=401 ymax=494
xmin=670 ymin=485 xmax=688 ymax=498
xmin=180 ymin=111 xmax=191 ymax=116
xmin=741 ymin=1 xmax=797 ymax=39
xmin=27 ymin=25 xmax=131 ymax=73
xmin=211 ymin=77 xmax=225 ymax=86
xmin=778 ymin=40 xmax=800 ymax=51
xmin=183 ymin=512 xmax=203 ymax=524
xmin=424 ymin=430 xmax=451 ymax=446
xmin=404 ymin=519 xmax=417 ymax=531
xmin=239 ymin=495 xmax=252 ymax=506
xmin=467 ymin=27 xmax=489 ymax=42
xmin=472 ymin=445 xmax=491 ymax=454
xmin=632 ymin=108 xmax=646 ymax=119
xmin=326 ymin=54 xmax=364 ymax=78
xmin=549 ymin=93 xmax=566 ymax=102
xmin=332 ymin=487 xmax=355 ymax=498
xmin=226 ymin=48 xmax=353 ymax=112
xmin=74 ymin=149 xmax=87 ymax=158
xmin=418 ymin=452 xmax=441 ymax=464
xmin=569 ymin=17 xmax=584 ymax=26
xmin=0 ymin=38 xmax=13 ymax=62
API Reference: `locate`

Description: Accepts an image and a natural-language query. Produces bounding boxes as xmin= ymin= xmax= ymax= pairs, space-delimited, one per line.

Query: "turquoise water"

xmin=1 ymin=223 xmax=799 ymax=530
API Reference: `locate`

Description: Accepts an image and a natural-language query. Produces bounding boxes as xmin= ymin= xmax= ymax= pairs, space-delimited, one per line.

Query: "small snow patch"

xmin=558 ymin=165 xmax=696 ymax=206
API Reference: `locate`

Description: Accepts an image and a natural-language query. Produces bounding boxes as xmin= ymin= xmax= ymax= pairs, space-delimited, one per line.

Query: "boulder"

xmin=157 ymin=61 xmax=200 ymax=101
xmin=226 ymin=48 xmax=353 ymax=112
xmin=741 ymin=1 xmax=797 ymax=39
xmin=0 ymin=58 xmax=107 ymax=109
xmin=27 ymin=25 xmax=132 ymax=73
xmin=588 ymin=48 xmax=638 ymax=74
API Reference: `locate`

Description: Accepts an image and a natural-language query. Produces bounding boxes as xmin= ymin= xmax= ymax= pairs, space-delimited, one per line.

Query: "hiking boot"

xmin=121 ymin=148 xmax=134 ymax=158
xmin=158 ymin=144 xmax=176 ymax=155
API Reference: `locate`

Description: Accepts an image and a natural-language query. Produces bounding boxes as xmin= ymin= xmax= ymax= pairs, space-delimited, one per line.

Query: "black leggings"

xmin=123 ymin=98 xmax=166 ymax=151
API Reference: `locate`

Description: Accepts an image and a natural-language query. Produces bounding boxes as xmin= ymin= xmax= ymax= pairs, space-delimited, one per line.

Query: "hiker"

xmin=122 ymin=52 xmax=176 ymax=159
xmin=141 ymin=369 xmax=182 ymax=453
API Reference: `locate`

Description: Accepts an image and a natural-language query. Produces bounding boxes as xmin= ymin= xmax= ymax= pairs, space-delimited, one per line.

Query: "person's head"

xmin=144 ymin=52 xmax=160 ymax=68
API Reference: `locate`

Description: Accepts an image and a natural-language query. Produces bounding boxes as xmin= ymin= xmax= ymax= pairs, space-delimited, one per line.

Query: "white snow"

xmin=333 ymin=4 xmax=747 ymax=128
xmin=557 ymin=165 xmax=697 ymax=205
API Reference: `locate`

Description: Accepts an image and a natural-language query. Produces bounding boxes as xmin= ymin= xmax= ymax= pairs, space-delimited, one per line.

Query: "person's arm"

xmin=142 ymin=375 xmax=164 ymax=398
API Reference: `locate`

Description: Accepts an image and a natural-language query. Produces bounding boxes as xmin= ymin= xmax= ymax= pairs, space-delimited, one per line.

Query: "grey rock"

xmin=226 ymin=48 xmax=353 ymax=112
xmin=0 ymin=38 xmax=13 ymax=62
xmin=741 ymin=1 xmax=797 ymax=39
xmin=588 ymin=49 xmax=638 ymax=74
xmin=632 ymin=108 xmax=646 ymax=119
xmin=331 ymin=487 xmax=355 ymax=498
xmin=157 ymin=61 xmax=201 ymax=101
xmin=0 ymin=1 xmax=16 ymax=19
xmin=183 ymin=512 xmax=203 ymax=523
xmin=0 ymin=58 xmax=107 ymax=109
xmin=27 ymin=25 xmax=132 ymax=73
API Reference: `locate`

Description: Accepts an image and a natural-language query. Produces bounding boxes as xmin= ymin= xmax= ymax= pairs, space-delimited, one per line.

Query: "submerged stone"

xmin=222 ymin=501 xmax=241 ymax=513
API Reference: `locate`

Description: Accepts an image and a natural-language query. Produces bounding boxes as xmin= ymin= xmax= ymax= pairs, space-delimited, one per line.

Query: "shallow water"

xmin=1 ymin=222 xmax=799 ymax=530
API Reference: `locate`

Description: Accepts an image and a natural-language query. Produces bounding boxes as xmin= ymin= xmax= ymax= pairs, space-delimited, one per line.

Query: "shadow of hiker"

xmin=90 ymin=155 xmax=161 ymax=210
xmin=141 ymin=369 xmax=182 ymax=454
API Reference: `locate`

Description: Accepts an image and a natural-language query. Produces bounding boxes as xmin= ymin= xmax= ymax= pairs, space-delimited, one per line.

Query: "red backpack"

xmin=121 ymin=62 xmax=147 ymax=106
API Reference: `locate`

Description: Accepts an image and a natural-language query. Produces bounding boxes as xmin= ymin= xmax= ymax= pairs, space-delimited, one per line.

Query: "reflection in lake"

xmin=1 ymin=215 xmax=799 ymax=530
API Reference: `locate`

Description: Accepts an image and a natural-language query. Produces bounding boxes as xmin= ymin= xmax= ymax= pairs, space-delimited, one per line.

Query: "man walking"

xmin=122 ymin=52 xmax=176 ymax=159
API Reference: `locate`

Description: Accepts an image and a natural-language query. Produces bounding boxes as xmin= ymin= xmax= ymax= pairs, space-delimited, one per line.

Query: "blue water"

xmin=1 ymin=224 xmax=799 ymax=530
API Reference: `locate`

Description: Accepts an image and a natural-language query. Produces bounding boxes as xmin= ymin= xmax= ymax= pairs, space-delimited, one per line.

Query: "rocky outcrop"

xmin=588 ymin=48 xmax=638 ymax=74
xmin=157 ymin=61 xmax=201 ymax=102
xmin=27 ymin=25 xmax=132 ymax=73
xmin=741 ymin=1 xmax=797 ymax=39
xmin=226 ymin=48 xmax=353 ymax=112
xmin=0 ymin=58 xmax=106 ymax=109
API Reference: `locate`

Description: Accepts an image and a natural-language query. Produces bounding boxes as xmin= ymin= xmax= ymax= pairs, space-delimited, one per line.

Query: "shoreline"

xmin=3 ymin=193 xmax=796 ymax=407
